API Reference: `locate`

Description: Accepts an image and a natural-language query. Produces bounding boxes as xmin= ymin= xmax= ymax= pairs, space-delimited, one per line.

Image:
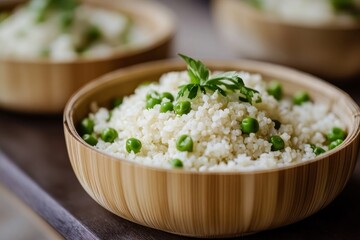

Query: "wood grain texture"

xmin=63 ymin=60 xmax=360 ymax=237
xmin=0 ymin=0 xmax=175 ymax=113
xmin=212 ymin=0 xmax=360 ymax=80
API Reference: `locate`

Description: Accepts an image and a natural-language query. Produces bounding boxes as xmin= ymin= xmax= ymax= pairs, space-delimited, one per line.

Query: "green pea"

xmin=79 ymin=118 xmax=95 ymax=135
xmin=29 ymin=0 xmax=49 ymax=23
xmin=314 ymin=146 xmax=326 ymax=156
xmin=85 ymin=25 xmax=102 ymax=43
xmin=174 ymin=101 xmax=191 ymax=115
xmin=101 ymin=128 xmax=118 ymax=143
xmin=293 ymin=91 xmax=310 ymax=105
xmin=82 ymin=134 xmax=98 ymax=146
xmin=171 ymin=159 xmax=183 ymax=168
xmin=112 ymin=97 xmax=123 ymax=108
xmin=160 ymin=102 xmax=174 ymax=113
xmin=176 ymin=135 xmax=193 ymax=152
xmin=60 ymin=11 xmax=74 ymax=30
xmin=52 ymin=0 xmax=79 ymax=10
xmin=0 ymin=13 xmax=9 ymax=23
xmin=138 ymin=81 xmax=152 ymax=87
xmin=331 ymin=0 xmax=354 ymax=11
xmin=327 ymin=127 xmax=346 ymax=142
xmin=272 ymin=119 xmax=281 ymax=130
xmin=270 ymin=135 xmax=285 ymax=151
xmin=75 ymin=45 xmax=86 ymax=54
xmin=35 ymin=9 xmax=47 ymax=23
xmin=241 ymin=117 xmax=259 ymax=134
xmin=146 ymin=97 xmax=161 ymax=109
xmin=160 ymin=92 xmax=174 ymax=102
xmin=126 ymin=138 xmax=142 ymax=153
xmin=329 ymin=139 xmax=344 ymax=150
xmin=40 ymin=48 xmax=50 ymax=57
xmin=146 ymin=90 xmax=160 ymax=100
xmin=106 ymin=110 xmax=113 ymax=122
xmin=267 ymin=81 xmax=282 ymax=100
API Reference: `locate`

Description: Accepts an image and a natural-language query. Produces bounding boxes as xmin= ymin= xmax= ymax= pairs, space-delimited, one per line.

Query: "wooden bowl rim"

xmin=64 ymin=59 xmax=360 ymax=175
xmin=218 ymin=0 xmax=360 ymax=30
xmin=0 ymin=0 xmax=176 ymax=65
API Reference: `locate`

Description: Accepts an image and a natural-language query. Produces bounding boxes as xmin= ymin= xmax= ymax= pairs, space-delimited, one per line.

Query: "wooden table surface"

xmin=1 ymin=0 xmax=360 ymax=239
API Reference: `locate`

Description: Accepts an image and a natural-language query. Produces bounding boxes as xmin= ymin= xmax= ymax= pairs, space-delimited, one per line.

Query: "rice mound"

xmin=249 ymin=0 xmax=359 ymax=25
xmin=0 ymin=4 xmax=148 ymax=60
xmin=90 ymin=71 xmax=345 ymax=171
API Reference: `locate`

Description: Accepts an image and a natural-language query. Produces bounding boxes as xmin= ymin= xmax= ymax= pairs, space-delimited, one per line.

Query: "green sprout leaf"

xmin=177 ymin=54 xmax=261 ymax=104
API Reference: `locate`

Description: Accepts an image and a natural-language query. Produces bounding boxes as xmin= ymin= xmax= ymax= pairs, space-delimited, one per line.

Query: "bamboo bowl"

xmin=64 ymin=60 xmax=360 ymax=237
xmin=0 ymin=0 xmax=175 ymax=113
xmin=212 ymin=0 xmax=360 ymax=80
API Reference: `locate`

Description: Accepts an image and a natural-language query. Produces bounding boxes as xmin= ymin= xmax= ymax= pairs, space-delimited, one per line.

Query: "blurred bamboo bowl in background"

xmin=0 ymin=0 xmax=175 ymax=113
xmin=64 ymin=60 xmax=360 ymax=238
xmin=212 ymin=0 xmax=360 ymax=81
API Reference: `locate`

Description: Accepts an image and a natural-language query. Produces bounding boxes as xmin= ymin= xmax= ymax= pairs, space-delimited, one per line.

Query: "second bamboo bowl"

xmin=212 ymin=0 xmax=360 ymax=80
xmin=0 ymin=0 xmax=175 ymax=113
xmin=64 ymin=60 xmax=360 ymax=237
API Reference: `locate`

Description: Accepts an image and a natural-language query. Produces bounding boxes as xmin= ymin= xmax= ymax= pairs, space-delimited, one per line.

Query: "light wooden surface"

xmin=64 ymin=60 xmax=360 ymax=237
xmin=0 ymin=0 xmax=175 ymax=113
xmin=212 ymin=0 xmax=360 ymax=80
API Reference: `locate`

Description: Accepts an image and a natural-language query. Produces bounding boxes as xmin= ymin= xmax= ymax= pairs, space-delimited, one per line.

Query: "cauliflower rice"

xmin=247 ymin=0 xmax=360 ymax=25
xmin=86 ymin=71 xmax=345 ymax=172
xmin=0 ymin=1 xmax=149 ymax=60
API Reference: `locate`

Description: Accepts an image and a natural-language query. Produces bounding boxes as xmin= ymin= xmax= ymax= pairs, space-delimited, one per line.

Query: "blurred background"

xmin=0 ymin=0 xmax=359 ymax=239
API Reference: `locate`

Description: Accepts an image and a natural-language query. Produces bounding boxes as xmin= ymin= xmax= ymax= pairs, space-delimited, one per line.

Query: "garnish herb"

xmin=177 ymin=54 xmax=261 ymax=104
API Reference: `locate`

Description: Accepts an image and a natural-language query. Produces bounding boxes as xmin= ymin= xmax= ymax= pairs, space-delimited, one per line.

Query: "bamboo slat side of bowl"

xmin=0 ymin=0 xmax=175 ymax=113
xmin=64 ymin=60 xmax=360 ymax=237
xmin=212 ymin=0 xmax=360 ymax=80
